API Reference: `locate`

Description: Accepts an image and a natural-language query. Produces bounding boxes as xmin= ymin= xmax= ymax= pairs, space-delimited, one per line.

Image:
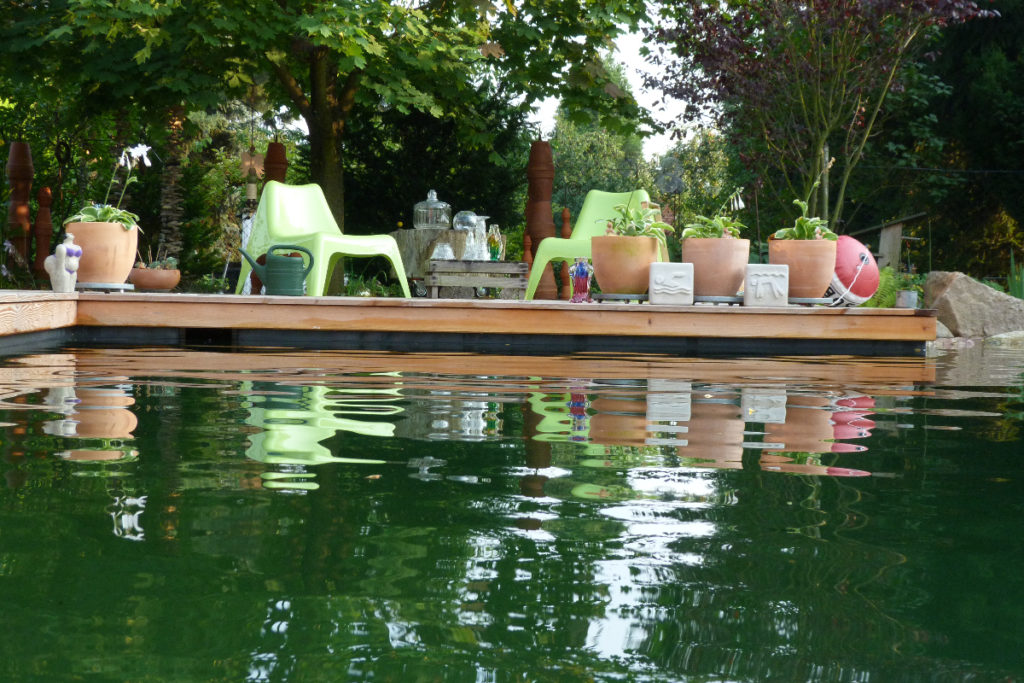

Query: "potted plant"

xmin=894 ymin=270 xmax=922 ymax=308
xmin=680 ymin=188 xmax=749 ymax=297
xmin=591 ymin=197 xmax=674 ymax=295
xmin=63 ymin=144 xmax=150 ymax=286
xmin=129 ymin=248 xmax=180 ymax=292
xmin=769 ymin=163 xmax=839 ymax=299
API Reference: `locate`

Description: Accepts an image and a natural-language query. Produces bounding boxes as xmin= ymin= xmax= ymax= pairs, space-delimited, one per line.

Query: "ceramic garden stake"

xmin=569 ymin=258 xmax=593 ymax=302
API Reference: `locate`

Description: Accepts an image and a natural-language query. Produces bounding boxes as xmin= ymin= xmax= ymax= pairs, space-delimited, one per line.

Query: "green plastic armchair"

xmin=237 ymin=180 xmax=411 ymax=297
xmin=524 ymin=189 xmax=653 ymax=300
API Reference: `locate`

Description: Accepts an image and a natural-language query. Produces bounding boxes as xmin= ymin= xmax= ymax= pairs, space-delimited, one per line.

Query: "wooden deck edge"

xmin=0 ymin=292 xmax=78 ymax=337
xmin=0 ymin=291 xmax=935 ymax=357
xmin=74 ymin=293 xmax=936 ymax=343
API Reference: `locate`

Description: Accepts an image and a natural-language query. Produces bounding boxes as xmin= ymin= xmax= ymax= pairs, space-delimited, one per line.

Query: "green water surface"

xmin=0 ymin=345 xmax=1022 ymax=682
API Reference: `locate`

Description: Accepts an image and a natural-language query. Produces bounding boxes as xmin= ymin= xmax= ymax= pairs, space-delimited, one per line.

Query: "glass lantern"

xmin=413 ymin=190 xmax=451 ymax=230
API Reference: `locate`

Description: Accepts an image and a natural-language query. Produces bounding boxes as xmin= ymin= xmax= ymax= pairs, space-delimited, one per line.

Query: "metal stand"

xmin=75 ymin=282 xmax=135 ymax=292
xmin=694 ymin=295 xmax=743 ymax=305
xmin=592 ymin=293 xmax=648 ymax=303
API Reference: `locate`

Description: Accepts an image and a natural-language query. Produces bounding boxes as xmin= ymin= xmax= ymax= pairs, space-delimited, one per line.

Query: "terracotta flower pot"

xmin=71 ymin=387 xmax=137 ymax=439
xmin=677 ymin=401 xmax=744 ymax=469
xmin=681 ymin=237 xmax=750 ymax=297
xmin=591 ymin=235 xmax=661 ymax=295
xmin=768 ymin=238 xmax=838 ymax=298
xmin=66 ymin=221 xmax=139 ymax=285
xmin=589 ymin=396 xmax=648 ymax=446
xmin=129 ymin=267 xmax=181 ymax=291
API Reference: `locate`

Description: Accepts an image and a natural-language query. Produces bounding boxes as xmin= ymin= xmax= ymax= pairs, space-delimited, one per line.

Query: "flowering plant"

xmin=681 ymin=187 xmax=747 ymax=239
xmin=64 ymin=144 xmax=151 ymax=231
xmin=605 ymin=197 xmax=674 ymax=249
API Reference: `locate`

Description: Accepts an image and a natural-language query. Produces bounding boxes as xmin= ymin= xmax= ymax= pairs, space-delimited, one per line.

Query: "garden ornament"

xmin=44 ymin=233 xmax=81 ymax=292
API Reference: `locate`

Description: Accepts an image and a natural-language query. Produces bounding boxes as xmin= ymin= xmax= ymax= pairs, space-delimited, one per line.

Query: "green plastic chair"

xmin=524 ymin=189 xmax=653 ymax=300
xmin=237 ymin=180 xmax=411 ymax=297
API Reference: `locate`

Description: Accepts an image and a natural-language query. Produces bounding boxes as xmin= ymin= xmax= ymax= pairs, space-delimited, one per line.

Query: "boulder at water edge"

xmin=925 ymin=271 xmax=1024 ymax=337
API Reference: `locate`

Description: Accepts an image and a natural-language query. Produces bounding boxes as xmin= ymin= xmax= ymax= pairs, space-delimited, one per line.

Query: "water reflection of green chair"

xmin=526 ymin=391 xmax=630 ymax=456
xmin=244 ymin=383 xmax=401 ymax=487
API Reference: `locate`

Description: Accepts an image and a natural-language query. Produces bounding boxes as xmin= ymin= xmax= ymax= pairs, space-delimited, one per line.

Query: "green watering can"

xmin=240 ymin=244 xmax=314 ymax=296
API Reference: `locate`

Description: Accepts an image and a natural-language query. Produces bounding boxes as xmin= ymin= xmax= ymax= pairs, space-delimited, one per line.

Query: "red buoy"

xmin=826 ymin=235 xmax=879 ymax=306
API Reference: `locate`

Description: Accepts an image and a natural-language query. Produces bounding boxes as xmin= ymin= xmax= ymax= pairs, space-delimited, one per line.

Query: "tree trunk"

xmin=159 ymin=104 xmax=186 ymax=257
xmin=271 ymin=46 xmax=360 ymax=233
xmin=307 ymin=115 xmax=346 ymax=232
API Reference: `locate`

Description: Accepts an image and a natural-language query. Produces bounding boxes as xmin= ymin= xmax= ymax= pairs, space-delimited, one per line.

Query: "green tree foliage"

xmin=343 ymin=79 xmax=533 ymax=241
xmin=2 ymin=0 xmax=651 ymax=233
xmin=654 ymin=131 xmax=738 ymax=230
xmin=549 ymin=57 xmax=651 ymax=223
xmin=926 ymin=0 xmax=1024 ymax=275
xmin=846 ymin=3 xmax=1024 ymax=278
xmin=645 ymin=0 xmax=997 ymax=232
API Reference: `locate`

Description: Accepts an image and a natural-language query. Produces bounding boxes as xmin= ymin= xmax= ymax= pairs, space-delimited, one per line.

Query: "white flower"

xmin=128 ymin=144 xmax=152 ymax=167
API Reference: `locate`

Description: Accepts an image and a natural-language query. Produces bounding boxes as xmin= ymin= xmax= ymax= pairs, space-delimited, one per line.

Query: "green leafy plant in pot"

xmin=63 ymin=144 xmax=150 ymax=286
xmin=769 ymin=161 xmax=839 ymax=299
xmin=591 ymin=197 xmax=674 ymax=295
xmin=680 ymin=188 xmax=750 ymax=297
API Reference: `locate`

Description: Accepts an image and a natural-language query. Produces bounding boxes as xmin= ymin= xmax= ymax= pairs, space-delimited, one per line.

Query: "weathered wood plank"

xmin=426 ymin=273 xmax=528 ymax=289
xmin=426 ymin=260 xmax=528 ymax=298
xmin=428 ymin=260 xmax=528 ymax=274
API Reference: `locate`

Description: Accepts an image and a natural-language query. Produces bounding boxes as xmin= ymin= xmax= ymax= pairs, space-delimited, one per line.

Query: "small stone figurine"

xmin=44 ymin=233 xmax=82 ymax=292
xmin=569 ymin=258 xmax=593 ymax=303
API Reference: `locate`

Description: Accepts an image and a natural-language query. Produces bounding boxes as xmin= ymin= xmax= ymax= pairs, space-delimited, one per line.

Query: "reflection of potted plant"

xmin=680 ymin=188 xmax=749 ymax=297
xmin=591 ymin=197 xmax=674 ymax=295
xmin=63 ymin=144 xmax=150 ymax=286
xmin=129 ymin=248 xmax=181 ymax=292
xmin=769 ymin=161 xmax=839 ymax=299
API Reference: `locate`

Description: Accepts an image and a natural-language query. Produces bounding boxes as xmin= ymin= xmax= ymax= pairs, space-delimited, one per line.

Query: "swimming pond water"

xmin=0 ymin=345 xmax=1022 ymax=681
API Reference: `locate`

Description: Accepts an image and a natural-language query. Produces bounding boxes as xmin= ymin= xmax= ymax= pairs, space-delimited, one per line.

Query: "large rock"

xmin=925 ymin=271 xmax=1024 ymax=337
xmin=986 ymin=330 xmax=1024 ymax=348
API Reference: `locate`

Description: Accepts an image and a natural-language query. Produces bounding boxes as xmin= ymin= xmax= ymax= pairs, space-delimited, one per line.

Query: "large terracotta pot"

xmin=768 ymin=238 xmax=838 ymax=298
xmin=681 ymin=237 xmax=750 ymax=297
xmin=591 ymin=235 xmax=660 ymax=295
xmin=129 ymin=267 xmax=180 ymax=291
xmin=66 ymin=221 xmax=139 ymax=285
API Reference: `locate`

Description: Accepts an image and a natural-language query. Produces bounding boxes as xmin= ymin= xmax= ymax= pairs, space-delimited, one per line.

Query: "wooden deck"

xmin=0 ymin=290 xmax=936 ymax=356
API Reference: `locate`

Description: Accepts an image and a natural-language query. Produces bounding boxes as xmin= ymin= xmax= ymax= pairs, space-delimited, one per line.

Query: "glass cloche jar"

xmin=413 ymin=190 xmax=451 ymax=230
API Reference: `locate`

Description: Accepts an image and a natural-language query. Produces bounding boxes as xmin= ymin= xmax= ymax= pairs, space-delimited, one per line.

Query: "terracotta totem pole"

xmin=6 ymin=142 xmax=34 ymax=261
xmin=33 ymin=187 xmax=54 ymax=279
xmin=525 ymin=140 xmax=557 ymax=299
